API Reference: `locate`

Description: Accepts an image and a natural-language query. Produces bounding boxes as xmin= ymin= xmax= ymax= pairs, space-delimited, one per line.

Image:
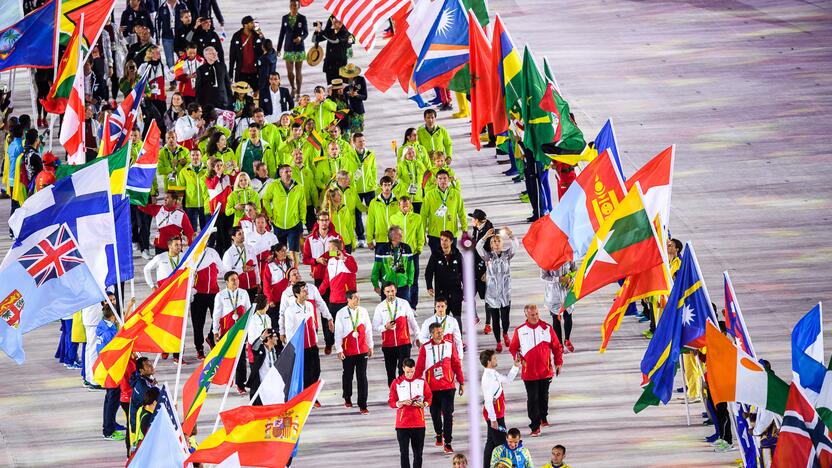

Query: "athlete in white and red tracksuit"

xmin=212 ymin=271 xmax=252 ymax=393
xmin=373 ymin=282 xmax=418 ymax=386
xmin=415 ymin=322 xmax=464 ymax=453
xmin=223 ymin=227 xmax=259 ymax=301
xmin=261 ymin=245 xmax=294 ymax=328
xmin=192 ymin=246 xmax=226 ymax=357
xmin=280 ymin=281 xmax=333 ymax=389
xmin=509 ymin=304 xmax=564 ymax=436
xmin=333 ymin=292 xmax=373 ymax=412
xmin=318 ymin=241 xmax=357 ymax=350
xmin=141 ymin=194 xmax=195 ymax=253
xmin=389 ymin=358 xmax=433 ymax=468
xmin=301 ymin=219 xmax=342 ymax=285
xmin=418 ymin=299 xmax=463 ymax=358
xmin=481 ymin=349 xmax=521 ymax=468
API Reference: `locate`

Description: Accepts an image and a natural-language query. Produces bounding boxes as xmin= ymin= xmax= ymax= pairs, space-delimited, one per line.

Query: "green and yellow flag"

xmin=56 ymin=144 xmax=129 ymax=197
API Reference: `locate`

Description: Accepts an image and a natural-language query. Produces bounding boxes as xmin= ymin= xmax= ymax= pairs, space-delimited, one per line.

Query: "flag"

xmin=40 ymin=22 xmax=82 ymax=114
xmin=635 ymin=242 xmax=715 ymax=412
xmin=323 ymin=0 xmax=410 ymax=51
xmin=467 ymin=11 xmax=493 ymax=150
xmin=58 ymin=0 xmax=117 ymax=48
xmin=625 ymin=146 xmax=674 ymax=231
xmin=519 ymin=47 xmax=554 ymax=164
xmin=306 ymin=129 xmax=324 ymax=152
xmin=444 ymin=0 xmax=489 ymax=94
xmin=490 ymin=14 xmax=521 ymax=136
xmin=365 ymin=0 xmax=444 ymax=92
xmin=792 ymin=303 xmax=826 ymax=401
xmin=127 ymin=385 xmax=189 ymax=468
xmin=56 ymin=144 xmax=130 ymax=198
xmin=0 ymin=224 xmax=103 ymax=363
xmin=186 ymin=381 xmax=323 ymax=468
xmin=206 ymin=175 xmax=232 ymax=213
xmin=563 ymin=184 xmax=664 ymax=308
xmin=172 ymin=58 xmax=186 ymax=80
xmin=260 ymin=319 xmax=306 ymax=405
xmin=540 ymin=57 xmax=585 ymax=155
xmin=7 ymin=158 xmax=115 ymax=288
xmin=0 ymin=0 xmax=57 ymax=72
xmin=723 ymin=271 xmax=754 ymax=356
xmin=817 ymin=358 xmax=832 ymax=431
xmin=181 ymin=307 xmax=251 ymax=436
xmin=412 ymin=0 xmax=469 ymax=92
xmin=126 ymin=120 xmax=160 ymax=205
xmin=772 ymin=383 xmax=832 ymax=467
xmin=705 ymin=323 xmax=788 ymax=414
xmin=175 ymin=208 xmax=219 ymax=275
xmin=522 ymin=149 xmax=626 ymax=270
xmin=92 ymin=269 xmax=190 ymax=387
xmin=59 ymin=22 xmax=85 ymax=165
xmin=100 ymin=73 xmax=148 ymax=155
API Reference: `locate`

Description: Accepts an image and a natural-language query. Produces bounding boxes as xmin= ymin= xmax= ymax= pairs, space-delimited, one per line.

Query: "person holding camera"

xmin=371 ymin=225 xmax=414 ymax=303
xmin=389 ymin=358 xmax=432 ymax=468
xmin=475 ymin=227 xmax=518 ymax=352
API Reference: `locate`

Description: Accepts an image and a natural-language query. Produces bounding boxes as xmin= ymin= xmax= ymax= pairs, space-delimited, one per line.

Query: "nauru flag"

xmin=523 ymin=149 xmax=626 ymax=270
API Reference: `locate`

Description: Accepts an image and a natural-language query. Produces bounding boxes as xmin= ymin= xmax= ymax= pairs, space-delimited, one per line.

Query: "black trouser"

xmin=185 ymin=207 xmax=206 ymax=233
xmin=715 ymin=402 xmax=733 ymax=444
xmin=382 ymin=344 xmax=412 ymax=386
xmin=553 ymin=310 xmax=573 ymax=344
xmin=409 ymin=255 xmax=420 ymax=310
xmin=120 ymin=401 xmax=130 ymax=456
xmin=211 ymin=211 xmax=233 ymax=254
xmin=131 ymin=205 xmax=152 ymax=251
xmin=427 ymin=236 xmax=441 ymax=256
xmin=487 ymin=305 xmax=510 ymax=344
xmin=103 ymin=387 xmax=121 ymax=436
xmin=643 ymin=299 xmax=656 ymax=333
xmin=483 ymin=417 xmax=506 ymax=468
xmin=524 ymin=378 xmax=551 ymax=431
xmin=304 ymin=346 xmax=321 ymax=388
xmin=305 ymin=205 xmax=316 ymax=234
xmin=235 ymin=350 xmax=247 ymax=389
xmin=355 ymin=192 xmax=374 ymax=241
xmin=267 ymin=304 xmax=280 ymax=335
xmin=523 ymin=153 xmax=543 ymax=218
xmin=9 ymin=199 xmax=19 ymax=236
xmin=191 ymin=292 xmax=215 ymax=353
xmin=342 ymin=353 xmax=368 ymax=408
xmin=397 ymin=427 xmax=426 ymax=468
xmin=324 ymin=302 xmax=345 ymax=347
xmin=250 ymin=383 xmax=262 ymax=406
xmin=429 ymin=389 xmax=455 ymax=443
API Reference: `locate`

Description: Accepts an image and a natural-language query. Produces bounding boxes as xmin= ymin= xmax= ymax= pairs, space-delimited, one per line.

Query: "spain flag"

xmin=92 ymin=268 xmax=190 ymax=387
xmin=187 ymin=380 xmax=323 ymax=468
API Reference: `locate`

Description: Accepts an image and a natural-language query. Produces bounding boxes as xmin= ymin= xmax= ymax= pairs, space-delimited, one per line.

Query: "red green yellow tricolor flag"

xmin=705 ymin=322 xmax=789 ymax=415
xmin=92 ymin=268 xmax=190 ymax=387
xmin=563 ymin=184 xmax=665 ymax=308
xmin=181 ymin=306 xmax=251 ymax=436
xmin=186 ymin=380 xmax=323 ymax=468
xmin=40 ymin=23 xmax=83 ymax=114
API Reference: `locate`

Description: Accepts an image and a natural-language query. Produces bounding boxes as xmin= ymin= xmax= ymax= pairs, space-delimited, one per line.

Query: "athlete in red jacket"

xmin=389 ymin=358 xmax=433 ymax=468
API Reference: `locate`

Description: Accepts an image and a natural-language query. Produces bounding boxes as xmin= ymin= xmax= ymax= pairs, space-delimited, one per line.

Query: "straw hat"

xmin=339 ymin=63 xmax=362 ymax=78
xmin=231 ymin=81 xmax=253 ymax=95
xmin=329 ymin=78 xmax=345 ymax=90
xmin=307 ymin=45 xmax=324 ymax=66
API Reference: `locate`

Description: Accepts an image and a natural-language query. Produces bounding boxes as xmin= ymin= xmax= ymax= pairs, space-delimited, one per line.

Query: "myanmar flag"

xmin=186 ymin=380 xmax=323 ymax=468
xmin=564 ymin=184 xmax=665 ymax=308
xmin=181 ymin=307 xmax=251 ymax=436
xmin=705 ymin=323 xmax=788 ymax=415
xmin=92 ymin=268 xmax=190 ymax=387
xmin=40 ymin=25 xmax=83 ymax=114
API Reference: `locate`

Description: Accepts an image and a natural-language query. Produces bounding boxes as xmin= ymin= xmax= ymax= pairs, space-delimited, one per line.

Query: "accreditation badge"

xmin=433 ymin=366 xmax=444 ymax=380
xmin=434 ymin=205 xmax=448 ymax=218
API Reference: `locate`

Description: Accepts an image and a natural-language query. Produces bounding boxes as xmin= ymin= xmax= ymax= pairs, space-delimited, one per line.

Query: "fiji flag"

xmin=412 ymin=0 xmax=469 ymax=92
xmin=792 ymin=303 xmax=825 ymax=400
xmin=0 ymin=224 xmax=104 ymax=363
xmin=126 ymin=120 xmax=160 ymax=205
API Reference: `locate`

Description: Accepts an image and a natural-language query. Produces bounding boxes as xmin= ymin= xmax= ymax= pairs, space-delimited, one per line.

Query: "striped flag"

xmin=206 ymin=176 xmax=232 ymax=213
xmin=306 ymin=129 xmax=324 ymax=151
xmin=58 ymin=21 xmax=85 ymax=165
xmin=40 ymin=22 xmax=82 ymax=114
xmin=92 ymin=268 xmax=191 ymax=387
xmin=126 ymin=120 xmax=160 ymax=205
xmin=175 ymin=208 xmax=219 ymax=276
xmin=323 ymin=0 xmax=410 ymax=51
xmin=100 ymin=73 xmax=148 ymax=156
xmin=182 ymin=307 xmax=251 ymax=436
xmin=773 ymin=383 xmax=832 ymax=467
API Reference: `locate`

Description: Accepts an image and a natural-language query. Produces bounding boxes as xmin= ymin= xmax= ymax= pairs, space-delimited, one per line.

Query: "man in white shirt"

xmin=334 ymin=291 xmax=373 ymax=413
xmin=212 ymin=271 xmax=252 ymax=395
xmin=278 ymin=269 xmax=329 ymax=328
xmin=143 ymin=236 xmax=183 ymax=289
xmin=174 ymin=102 xmax=204 ymax=149
xmin=245 ymin=213 xmax=278 ymax=264
xmin=280 ymin=281 xmax=333 ymax=395
xmin=223 ymin=227 xmax=259 ymax=300
xmin=480 ymin=349 xmax=521 ymax=467
xmin=418 ymin=298 xmax=463 ymax=358
xmin=373 ymin=282 xmax=418 ymax=386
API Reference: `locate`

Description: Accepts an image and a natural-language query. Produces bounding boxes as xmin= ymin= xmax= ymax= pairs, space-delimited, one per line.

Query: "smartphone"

xmin=329 ymin=250 xmax=337 ymax=257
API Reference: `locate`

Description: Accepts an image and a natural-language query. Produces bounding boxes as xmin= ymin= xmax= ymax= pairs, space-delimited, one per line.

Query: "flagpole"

xmin=460 ymin=234 xmax=482 ymax=468
xmin=172 ymin=267 xmax=196 ymax=404
xmin=678 ymin=355 xmax=691 ymax=426
xmin=52 ymin=0 xmax=61 ymax=80
xmin=212 ymin=309 xmax=255 ymax=433
xmin=107 ymin=142 xmax=126 ymax=324
xmin=687 ymin=243 xmax=718 ymax=324
xmin=28 ymin=70 xmax=38 ymax=122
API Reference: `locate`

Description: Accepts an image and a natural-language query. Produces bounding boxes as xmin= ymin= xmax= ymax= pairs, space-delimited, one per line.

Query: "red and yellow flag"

xmin=40 ymin=25 xmax=83 ymax=114
xmin=187 ymin=381 xmax=323 ymax=468
xmin=92 ymin=268 xmax=190 ymax=387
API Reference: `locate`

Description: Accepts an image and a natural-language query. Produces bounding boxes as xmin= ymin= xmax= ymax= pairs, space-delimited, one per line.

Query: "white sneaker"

xmin=141 ymin=250 xmax=152 ymax=260
xmin=356 ymin=240 xmax=366 ymax=248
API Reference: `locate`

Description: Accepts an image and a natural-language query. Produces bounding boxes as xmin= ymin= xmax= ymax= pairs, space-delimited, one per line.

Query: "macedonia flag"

xmin=187 ymin=381 xmax=323 ymax=468
xmin=182 ymin=307 xmax=251 ymax=436
xmin=92 ymin=268 xmax=190 ymax=387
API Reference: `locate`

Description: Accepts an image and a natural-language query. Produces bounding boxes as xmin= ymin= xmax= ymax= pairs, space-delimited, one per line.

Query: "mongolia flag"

xmin=0 ymin=0 xmax=57 ymax=73
xmin=100 ymin=73 xmax=148 ymax=156
xmin=412 ymin=0 xmax=469 ymax=92
xmin=181 ymin=307 xmax=251 ymax=436
xmin=773 ymin=383 xmax=832 ymax=467
xmin=92 ymin=268 xmax=190 ymax=387
xmin=126 ymin=120 xmax=160 ymax=206
xmin=186 ymin=380 xmax=323 ymax=468
xmin=792 ymin=303 xmax=826 ymax=401
xmin=705 ymin=322 xmax=788 ymax=415
xmin=40 ymin=22 xmax=82 ymax=114
xmin=490 ymin=14 xmax=521 ymax=136
xmin=522 ymin=149 xmax=626 ymax=271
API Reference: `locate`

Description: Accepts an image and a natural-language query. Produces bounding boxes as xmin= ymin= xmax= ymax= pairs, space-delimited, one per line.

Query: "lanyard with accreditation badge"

xmin=386 ymin=299 xmax=398 ymax=323
xmin=347 ymin=308 xmax=360 ymax=338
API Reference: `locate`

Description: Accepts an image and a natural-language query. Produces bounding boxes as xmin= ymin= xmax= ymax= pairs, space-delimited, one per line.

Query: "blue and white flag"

xmin=594 ymin=119 xmax=624 ymax=179
xmin=0 ymin=0 xmax=55 ymax=72
xmin=260 ymin=318 xmax=306 ymax=405
xmin=0 ymin=224 xmax=104 ymax=363
xmin=412 ymin=0 xmax=469 ymax=91
xmin=128 ymin=384 xmax=189 ymax=468
xmin=6 ymin=159 xmax=115 ymax=288
xmin=792 ymin=303 xmax=825 ymax=400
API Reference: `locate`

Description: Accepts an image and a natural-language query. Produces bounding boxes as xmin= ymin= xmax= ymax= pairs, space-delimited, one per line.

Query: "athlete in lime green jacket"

xmin=417 ymin=109 xmax=453 ymax=160
xmin=225 ymin=174 xmax=260 ymax=226
xmin=421 ymin=171 xmax=467 ymax=239
xmin=346 ymin=133 xmax=377 ymax=196
xmin=366 ymin=176 xmax=402 ymax=248
xmin=176 ymin=152 xmax=209 ymax=213
xmin=262 ymin=166 xmax=307 ymax=230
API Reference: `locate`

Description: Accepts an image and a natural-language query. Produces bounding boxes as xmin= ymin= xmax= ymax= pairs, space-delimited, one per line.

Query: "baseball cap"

xmin=241 ymin=15 xmax=255 ymax=25
xmin=468 ymin=209 xmax=487 ymax=221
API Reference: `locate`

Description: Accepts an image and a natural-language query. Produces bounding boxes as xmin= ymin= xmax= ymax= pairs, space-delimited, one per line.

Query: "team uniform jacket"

xmin=318 ymin=254 xmax=358 ymax=304
xmin=333 ymin=306 xmax=373 ymax=356
xmin=372 ymin=298 xmax=418 ymax=348
xmin=194 ymin=247 xmax=226 ymax=294
xmin=140 ymin=204 xmax=195 ymax=250
xmin=281 ymin=299 xmax=333 ymax=349
xmin=143 ymin=252 xmax=182 ymax=288
xmin=418 ymin=314 xmax=463 ymax=357
xmin=481 ymin=365 xmax=520 ymax=422
xmin=245 ymin=229 xmax=278 ymax=265
xmin=301 ymin=222 xmax=342 ymax=281
xmin=261 ymin=259 xmax=293 ymax=305
xmin=223 ymin=243 xmax=259 ymax=290
xmin=212 ymin=288 xmax=252 ymax=336
xmin=509 ymin=321 xmax=564 ymax=381
xmin=279 ymin=283 xmax=329 ymax=319
xmin=389 ymin=375 xmax=433 ymax=429
xmin=414 ymin=339 xmax=464 ymax=392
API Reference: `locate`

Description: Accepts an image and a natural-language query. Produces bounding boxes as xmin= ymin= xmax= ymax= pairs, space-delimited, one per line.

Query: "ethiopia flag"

xmin=186 ymin=380 xmax=323 ymax=468
xmin=563 ymin=184 xmax=665 ymax=308
xmin=705 ymin=323 xmax=788 ymax=415
xmin=181 ymin=307 xmax=251 ymax=436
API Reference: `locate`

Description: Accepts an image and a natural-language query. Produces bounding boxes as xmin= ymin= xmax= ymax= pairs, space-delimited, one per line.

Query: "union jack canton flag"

xmin=18 ymin=224 xmax=84 ymax=287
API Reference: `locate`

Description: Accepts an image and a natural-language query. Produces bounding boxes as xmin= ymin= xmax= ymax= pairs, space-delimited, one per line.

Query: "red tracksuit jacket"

xmin=509 ymin=320 xmax=564 ymax=381
xmin=415 ymin=340 xmax=464 ymax=392
xmin=389 ymin=375 xmax=433 ymax=429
